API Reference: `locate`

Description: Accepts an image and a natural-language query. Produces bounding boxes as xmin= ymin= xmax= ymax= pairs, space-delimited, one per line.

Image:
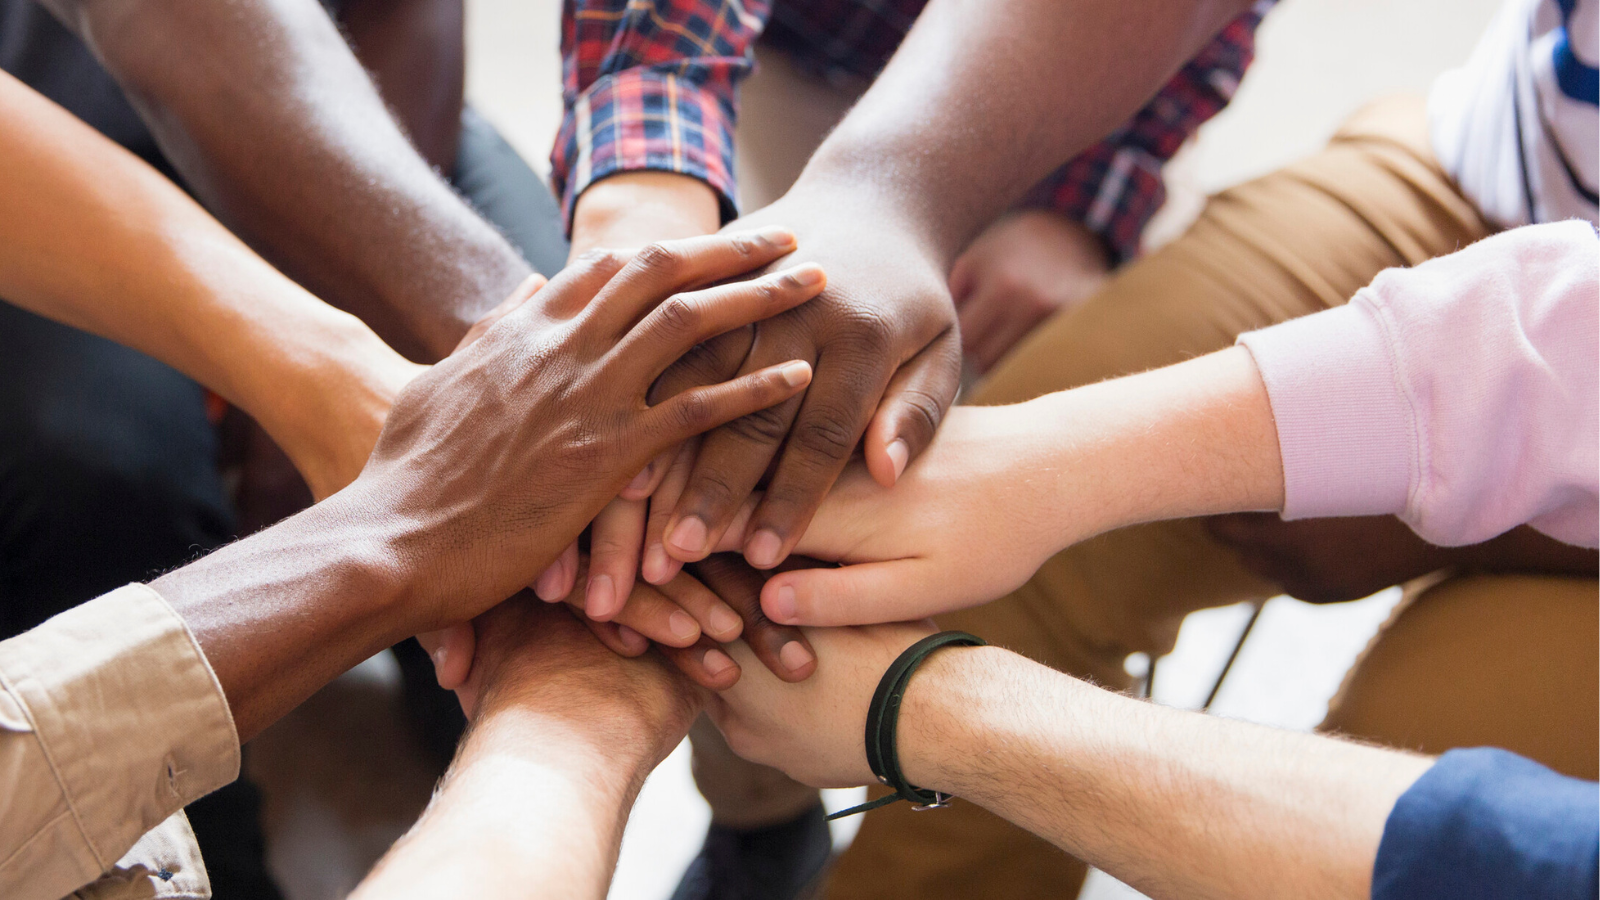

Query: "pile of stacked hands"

xmin=0 ymin=1 xmax=1594 ymax=899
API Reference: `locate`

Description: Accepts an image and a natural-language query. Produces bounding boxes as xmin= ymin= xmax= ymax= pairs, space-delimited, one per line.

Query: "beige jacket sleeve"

xmin=0 ymin=584 xmax=240 ymax=900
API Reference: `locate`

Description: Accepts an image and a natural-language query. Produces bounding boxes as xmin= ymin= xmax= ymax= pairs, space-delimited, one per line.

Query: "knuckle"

xmin=838 ymin=308 xmax=897 ymax=356
xmin=672 ymin=389 xmax=715 ymax=433
xmin=635 ymin=241 xmax=685 ymax=278
xmin=723 ymin=404 xmax=793 ymax=446
xmin=895 ymin=388 xmax=946 ymax=443
xmin=683 ymin=468 xmax=741 ymax=513
xmin=656 ymin=295 xmax=702 ymax=337
xmin=794 ymin=411 xmax=859 ymax=461
xmin=573 ymin=247 xmax=627 ymax=275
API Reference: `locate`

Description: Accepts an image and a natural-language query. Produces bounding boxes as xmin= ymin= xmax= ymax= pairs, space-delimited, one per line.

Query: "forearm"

xmin=0 ymin=73 xmax=414 ymax=497
xmin=339 ymin=0 xmax=465 ymax=172
xmin=796 ymin=0 xmax=1255 ymax=263
xmin=352 ymin=705 xmax=655 ymax=900
xmin=47 ymin=0 xmax=529 ymax=360
xmin=902 ymin=647 xmax=1432 ymax=900
xmin=1013 ymin=346 xmax=1285 ymax=550
xmin=149 ymin=486 xmax=416 ymax=741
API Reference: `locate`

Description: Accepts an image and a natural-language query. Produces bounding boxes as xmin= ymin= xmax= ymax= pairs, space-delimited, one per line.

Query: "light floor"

xmin=252 ymin=1 xmax=1503 ymax=898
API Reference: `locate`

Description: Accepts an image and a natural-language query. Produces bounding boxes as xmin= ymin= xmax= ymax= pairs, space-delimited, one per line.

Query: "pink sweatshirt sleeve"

xmin=1237 ymin=220 xmax=1598 ymax=549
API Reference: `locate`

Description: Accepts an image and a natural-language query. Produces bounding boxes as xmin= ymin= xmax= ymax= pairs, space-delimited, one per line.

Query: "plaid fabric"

xmin=553 ymin=0 xmax=1274 ymax=260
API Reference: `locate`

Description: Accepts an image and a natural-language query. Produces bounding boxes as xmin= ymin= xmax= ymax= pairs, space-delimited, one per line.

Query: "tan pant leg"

xmin=1323 ymin=574 xmax=1599 ymax=781
xmin=824 ymin=96 xmax=1493 ymax=900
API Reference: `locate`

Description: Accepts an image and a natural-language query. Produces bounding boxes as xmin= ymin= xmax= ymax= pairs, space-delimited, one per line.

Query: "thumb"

xmin=864 ymin=331 xmax=961 ymax=487
xmin=416 ymin=622 xmax=477 ymax=691
xmin=759 ymin=559 xmax=943 ymax=627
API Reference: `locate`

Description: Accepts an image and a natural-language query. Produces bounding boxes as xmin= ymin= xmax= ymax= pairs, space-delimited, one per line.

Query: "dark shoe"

xmin=670 ymin=804 xmax=832 ymax=900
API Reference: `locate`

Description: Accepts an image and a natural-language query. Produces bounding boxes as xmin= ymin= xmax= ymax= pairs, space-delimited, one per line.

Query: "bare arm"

xmin=42 ymin=0 xmax=530 ymax=360
xmin=0 ymin=70 xmax=419 ymax=499
xmin=351 ymin=599 xmax=699 ymax=900
xmin=708 ymin=625 xmax=1431 ymax=900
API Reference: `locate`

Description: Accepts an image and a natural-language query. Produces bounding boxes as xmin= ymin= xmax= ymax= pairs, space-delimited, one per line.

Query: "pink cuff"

xmin=1237 ymin=301 xmax=1416 ymax=522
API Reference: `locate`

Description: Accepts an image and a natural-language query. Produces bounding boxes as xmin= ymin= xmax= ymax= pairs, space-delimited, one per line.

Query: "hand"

xmin=455 ymin=594 xmax=703 ymax=761
xmin=949 ymin=210 xmax=1108 ymax=373
xmin=354 ymin=228 xmax=822 ymax=633
xmin=706 ymin=404 xmax=1067 ymax=626
xmin=655 ymin=184 xmax=964 ymax=575
xmin=706 ymin=619 xmax=936 ymax=788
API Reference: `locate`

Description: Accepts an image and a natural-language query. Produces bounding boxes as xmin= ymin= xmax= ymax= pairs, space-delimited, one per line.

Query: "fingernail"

xmin=533 ymin=566 xmax=562 ymax=602
xmin=786 ymin=264 xmax=824 ymax=286
xmin=709 ymin=605 xmax=742 ymax=638
xmin=586 ymin=574 xmax=615 ymax=619
xmin=779 ymin=361 xmax=811 ymax=387
xmin=625 ymin=465 xmax=654 ymax=495
xmin=754 ymin=226 xmax=796 ymax=247
xmin=768 ymin=584 xmax=797 ymax=624
xmin=887 ymin=439 xmax=910 ymax=482
xmin=780 ymin=640 xmax=814 ymax=673
xmin=643 ymin=544 xmax=671 ymax=584
xmin=617 ymin=624 xmax=647 ymax=652
xmin=667 ymin=516 xmax=709 ymax=556
xmin=703 ymin=648 xmax=736 ymax=678
xmin=745 ymin=529 xmax=783 ymax=569
xmin=669 ymin=610 xmax=699 ymax=641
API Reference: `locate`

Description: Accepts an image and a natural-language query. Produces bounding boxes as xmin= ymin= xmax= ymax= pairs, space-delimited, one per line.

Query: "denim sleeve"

xmin=1374 ymin=747 xmax=1599 ymax=900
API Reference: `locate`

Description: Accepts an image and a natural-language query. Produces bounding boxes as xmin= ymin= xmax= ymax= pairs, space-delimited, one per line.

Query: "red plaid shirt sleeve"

xmin=554 ymin=0 xmax=1272 ymax=257
xmin=551 ymin=0 xmax=770 ymax=227
xmin=1016 ymin=2 xmax=1271 ymax=261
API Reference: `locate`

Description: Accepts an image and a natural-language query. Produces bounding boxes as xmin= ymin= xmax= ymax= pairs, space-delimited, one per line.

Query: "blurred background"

xmin=250 ymin=1 xmax=1504 ymax=898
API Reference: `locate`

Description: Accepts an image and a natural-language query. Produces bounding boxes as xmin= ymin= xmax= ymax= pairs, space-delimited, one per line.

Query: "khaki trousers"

xmin=822 ymin=97 xmax=1600 ymax=900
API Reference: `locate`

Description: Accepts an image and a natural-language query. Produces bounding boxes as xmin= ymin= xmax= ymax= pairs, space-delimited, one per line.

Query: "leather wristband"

xmin=827 ymin=631 xmax=987 ymax=820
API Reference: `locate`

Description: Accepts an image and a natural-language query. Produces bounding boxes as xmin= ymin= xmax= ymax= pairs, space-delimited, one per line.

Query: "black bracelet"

xmin=827 ymin=631 xmax=987 ymax=821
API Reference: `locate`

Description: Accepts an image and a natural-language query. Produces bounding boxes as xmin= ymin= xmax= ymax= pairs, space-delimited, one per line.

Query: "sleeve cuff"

xmin=1374 ymin=748 xmax=1599 ymax=900
xmin=0 ymin=584 xmax=239 ymax=880
xmin=1237 ymin=300 xmax=1416 ymax=521
xmin=551 ymin=69 xmax=740 ymax=230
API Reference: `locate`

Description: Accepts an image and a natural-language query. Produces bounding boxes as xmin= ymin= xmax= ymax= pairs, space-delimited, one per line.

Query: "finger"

xmin=948 ymin=254 xmax=976 ymax=306
xmin=581 ymin=616 xmax=652 ymax=658
xmin=535 ymin=541 xmax=581 ymax=602
xmin=617 ymin=264 xmax=827 ymax=382
xmin=591 ymin=581 xmax=703 ymax=649
xmin=416 ymin=623 xmax=476 ymax=690
xmin=955 ymin=281 xmax=1009 ymax=358
xmin=690 ymin=555 xmax=817 ymax=682
xmin=527 ymin=246 xmax=633 ymax=320
xmin=738 ymin=354 xmax=890 ymax=569
xmin=453 ymin=274 xmax=548 ymax=353
xmin=658 ymin=638 xmax=743 ymax=691
xmin=971 ymin=305 xmax=1043 ymax=375
xmin=585 ymin=228 xmax=799 ymax=334
xmin=650 ymin=326 xmax=756 ymax=404
xmin=862 ymin=329 xmax=961 ymax=487
xmin=654 ymin=569 xmax=744 ymax=643
xmin=648 ymin=359 xmax=813 ymax=457
xmin=584 ymin=497 xmax=646 ymax=621
xmin=619 ymin=450 xmax=673 ymax=502
xmin=760 ymin=559 xmax=942 ymax=627
xmin=644 ymin=440 xmax=699 ymax=584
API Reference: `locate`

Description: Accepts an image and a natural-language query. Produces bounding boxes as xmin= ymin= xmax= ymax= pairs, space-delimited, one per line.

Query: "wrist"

xmin=259 ymin=313 xmax=421 ymax=499
xmin=894 ymin=645 xmax=1010 ymax=797
xmin=570 ymin=171 xmax=721 ymax=257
